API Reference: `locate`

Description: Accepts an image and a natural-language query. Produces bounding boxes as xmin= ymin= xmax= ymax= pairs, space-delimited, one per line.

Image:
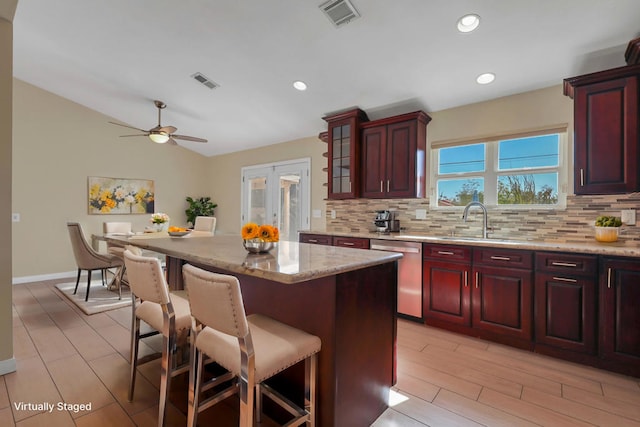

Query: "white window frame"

xmin=429 ymin=131 xmax=568 ymax=210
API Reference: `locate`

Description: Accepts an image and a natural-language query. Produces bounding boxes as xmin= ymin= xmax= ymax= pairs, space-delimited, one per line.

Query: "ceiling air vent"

xmin=191 ymin=72 xmax=219 ymax=90
xmin=319 ymin=0 xmax=360 ymax=28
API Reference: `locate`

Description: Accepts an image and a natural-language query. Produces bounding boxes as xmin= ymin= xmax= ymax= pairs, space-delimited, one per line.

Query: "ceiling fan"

xmin=109 ymin=100 xmax=207 ymax=145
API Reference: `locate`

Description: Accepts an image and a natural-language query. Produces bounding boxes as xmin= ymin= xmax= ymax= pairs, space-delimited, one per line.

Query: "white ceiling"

xmin=12 ymin=0 xmax=640 ymax=157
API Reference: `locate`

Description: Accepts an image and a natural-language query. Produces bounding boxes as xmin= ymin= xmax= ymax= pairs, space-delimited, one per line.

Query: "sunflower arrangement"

xmin=241 ymin=222 xmax=279 ymax=243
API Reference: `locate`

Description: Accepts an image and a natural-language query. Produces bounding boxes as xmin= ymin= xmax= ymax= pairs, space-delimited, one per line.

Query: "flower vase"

xmin=152 ymin=222 xmax=169 ymax=232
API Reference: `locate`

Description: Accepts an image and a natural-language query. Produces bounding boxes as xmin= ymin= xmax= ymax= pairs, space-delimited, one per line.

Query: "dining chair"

xmin=103 ymin=221 xmax=132 ymax=298
xmin=193 ymin=216 xmax=216 ymax=234
xmin=183 ymin=264 xmax=321 ymax=427
xmin=123 ymin=247 xmax=192 ymax=427
xmin=66 ymin=222 xmax=124 ymax=302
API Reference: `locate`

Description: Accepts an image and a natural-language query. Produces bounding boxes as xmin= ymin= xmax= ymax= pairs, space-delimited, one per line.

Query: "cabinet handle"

xmin=464 ymin=271 xmax=468 ymax=287
xmin=580 ymin=169 xmax=584 ymax=186
xmin=551 ymin=261 xmax=578 ymax=268
xmin=552 ymin=276 xmax=577 ymax=283
xmin=342 ymin=242 xmax=355 ymax=246
xmin=475 ymin=272 xmax=479 ymax=288
xmin=308 ymin=239 xmax=318 ymax=243
xmin=437 ymin=251 xmax=455 ymax=255
xmin=490 ymin=255 xmax=511 ymax=261
xmin=607 ymin=267 xmax=612 ymax=288
xmin=380 ymin=181 xmax=383 ymax=193
xmin=348 ymin=181 xmax=351 ymax=193
xmin=387 ymin=180 xmax=390 ymax=192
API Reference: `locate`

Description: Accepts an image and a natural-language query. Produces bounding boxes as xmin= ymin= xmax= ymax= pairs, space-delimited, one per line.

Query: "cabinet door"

xmin=535 ymin=272 xmax=597 ymax=354
xmin=328 ymin=119 xmax=358 ymax=199
xmin=574 ymin=76 xmax=639 ymax=194
xmin=361 ymin=126 xmax=386 ymax=198
xmin=386 ymin=120 xmax=418 ymax=198
xmin=423 ymin=260 xmax=471 ymax=326
xmin=472 ymin=266 xmax=533 ymax=340
xmin=600 ymin=258 xmax=640 ymax=365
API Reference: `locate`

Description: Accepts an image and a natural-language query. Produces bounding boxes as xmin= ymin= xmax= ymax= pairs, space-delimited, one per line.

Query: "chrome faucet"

xmin=462 ymin=201 xmax=489 ymax=239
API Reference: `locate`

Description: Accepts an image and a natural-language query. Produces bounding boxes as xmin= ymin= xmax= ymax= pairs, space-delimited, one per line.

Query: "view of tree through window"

xmin=435 ymin=134 xmax=561 ymax=207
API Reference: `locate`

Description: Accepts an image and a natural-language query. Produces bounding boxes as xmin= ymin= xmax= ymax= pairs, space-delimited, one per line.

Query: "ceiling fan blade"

xmin=119 ymin=134 xmax=149 ymax=138
xmin=172 ymin=134 xmax=208 ymax=143
xmin=159 ymin=126 xmax=177 ymax=134
xmin=167 ymin=137 xmax=178 ymax=145
xmin=109 ymin=121 xmax=147 ymax=133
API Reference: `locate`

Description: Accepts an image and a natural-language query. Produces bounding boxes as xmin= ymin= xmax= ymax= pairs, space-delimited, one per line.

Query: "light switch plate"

xmin=312 ymin=209 xmax=322 ymax=218
xmin=621 ymin=209 xmax=636 ymax=225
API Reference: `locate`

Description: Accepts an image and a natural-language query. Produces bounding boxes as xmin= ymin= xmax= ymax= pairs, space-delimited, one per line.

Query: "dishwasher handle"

xmin=370 ymin=243 xmax=421 ymax=254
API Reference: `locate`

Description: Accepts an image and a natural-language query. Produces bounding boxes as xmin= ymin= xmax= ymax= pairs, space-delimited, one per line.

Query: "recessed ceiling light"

xmin=476 ymin=73 xmax=495 ymax=84
xmin=293 ymin=81 xmax=308 ymax=91
xmin=457 ymin=14 xmax=480 ymax=33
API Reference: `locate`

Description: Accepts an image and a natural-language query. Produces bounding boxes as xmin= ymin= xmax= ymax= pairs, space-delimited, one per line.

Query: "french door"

xmin=241 ymin=159 xmax=310 ymax=242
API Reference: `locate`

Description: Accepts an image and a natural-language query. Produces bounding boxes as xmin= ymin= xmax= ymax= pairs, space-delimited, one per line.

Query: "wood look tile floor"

xmin=4 ymin=279 xmax=640 ymax=426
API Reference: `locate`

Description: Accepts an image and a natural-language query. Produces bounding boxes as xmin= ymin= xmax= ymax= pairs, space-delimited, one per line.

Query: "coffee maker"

xmin=374 ymin=210 xmax=400 ymax=233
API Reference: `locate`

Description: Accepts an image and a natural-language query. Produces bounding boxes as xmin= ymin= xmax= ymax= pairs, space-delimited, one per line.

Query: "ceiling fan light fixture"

xmin=149 ymin=132 xmax=170 ymax=144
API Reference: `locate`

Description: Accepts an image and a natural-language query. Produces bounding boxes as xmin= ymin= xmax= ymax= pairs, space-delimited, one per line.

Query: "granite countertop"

xmin=303 ymin=230 xmax=640 ymax=258
xmin=105 ymin=234 xmax=402 ymax=284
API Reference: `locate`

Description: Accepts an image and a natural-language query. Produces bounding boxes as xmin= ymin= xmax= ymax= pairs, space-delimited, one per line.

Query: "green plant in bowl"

xmin=185 ymin=196 xmax=217 ymax=227
xmin=595 ymin=216 xmax=622 ymax=242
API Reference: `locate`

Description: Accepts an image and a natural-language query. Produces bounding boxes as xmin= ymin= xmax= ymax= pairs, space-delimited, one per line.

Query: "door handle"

xmin=552 ymin=276 xmax=577 ymax=283
xmin=607 ymin=267 xmax=612 ymax=288
xmin=580 ymin=169 xmax=584 ymax=186
xmin=380 ymin=180 xmax=383 ymax=193
xmin=464 ymin=271 xmax=468 ymax=287
xmin=475 ymin=272 xmax=479 ymax=289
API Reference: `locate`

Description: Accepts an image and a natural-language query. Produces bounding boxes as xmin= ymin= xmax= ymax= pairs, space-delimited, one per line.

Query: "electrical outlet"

xmin=415 ymin=209 xmax=427 ymax=220
xmin=330 ymin=210 xmax=336 ymax=219
xmin=621 ymin=209 xmax=636 ymax=225
xmin=12 ymin=213 xmax=20 ymax=222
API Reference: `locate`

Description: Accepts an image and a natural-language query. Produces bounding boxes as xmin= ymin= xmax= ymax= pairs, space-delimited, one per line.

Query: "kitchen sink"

xmin=395 ymin=235 xmax=523 ymax=245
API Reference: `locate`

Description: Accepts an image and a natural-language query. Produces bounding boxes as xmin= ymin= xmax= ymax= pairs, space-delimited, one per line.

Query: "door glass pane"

xmin=278 ymin=173 xmax=301 ymax=241
xmin=248 ymin=176 xmax=267 ymax=224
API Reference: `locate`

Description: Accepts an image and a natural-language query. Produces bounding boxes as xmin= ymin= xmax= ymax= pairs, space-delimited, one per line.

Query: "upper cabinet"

xmin=323 ymin=108 xmax=369 ymax=200
xmin=361 ymin=112 xmax=430 ymax=198
xmin=323 ymin=108 xmax=431 ymax=200
xmin=564 ymin=65 xmax=640 ymax=194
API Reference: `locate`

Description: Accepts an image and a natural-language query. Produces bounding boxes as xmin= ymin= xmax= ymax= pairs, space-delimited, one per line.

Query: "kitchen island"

xmin=106 ymin=233 xmax=401 ymax=427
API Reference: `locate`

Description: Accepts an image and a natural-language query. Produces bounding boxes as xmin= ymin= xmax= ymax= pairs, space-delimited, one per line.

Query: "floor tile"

xmin=4 ymin=356 xmax=63 ymax=422
xmin=15 ymin=408 xmax=75 ymax=427
xmin=0 ymin=406 xmax=15 ymax=427
xmin=74 ymin=402 xmax=136 ymax=427
xmin=0 ymin=376 xmax=9 ymax=409
xmin=46 ymin=354 xmax=115 ymax=418
xmin=62 ymin=325 xmax=115 ymax=362
xmin=28 ymin=326 xmax=78 ymax=363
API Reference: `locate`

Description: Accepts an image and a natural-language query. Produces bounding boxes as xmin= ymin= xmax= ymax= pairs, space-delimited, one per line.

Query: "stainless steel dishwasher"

xmin=370 ymin=239 xmax=423 ymax=320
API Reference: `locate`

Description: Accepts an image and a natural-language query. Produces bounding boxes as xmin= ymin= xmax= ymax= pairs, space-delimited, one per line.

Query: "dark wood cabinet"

xmin=323 ymin=108 xmax=369 ymax=199
xmin=332 ymin=236 xmax=370 ymax=249
xmin=599 ymin=257 xmax=640 ymax=376
xmin=564 ymin=65 xmax=640 ymax=194
xmin=472 ymin=248 xmax=534 ymax=342
xmin=534 ymin=252 xmax=597 ymax=355
xmin=299 ymin=232 xmax=332 ymax=246
xmin=360 ymin=112 xmax=430 ymax=199
xmin=423 ymin=244 xmax=472 ymax=326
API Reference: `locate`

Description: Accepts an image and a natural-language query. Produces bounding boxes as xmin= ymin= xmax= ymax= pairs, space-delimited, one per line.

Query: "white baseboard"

xmin=12 ymin=270 xmax=79 ymax=285
xmin=0 ymin=357 xmax=16 ymax=375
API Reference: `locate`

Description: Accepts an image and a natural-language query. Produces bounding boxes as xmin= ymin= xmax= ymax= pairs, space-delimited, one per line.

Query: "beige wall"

xmin=1 ymin=1 xmax=17 ymax=374
xmin=206 ymin=136 xmax=328 ymax=235
xmin=12 ymin=80 xmax=211 ymax=278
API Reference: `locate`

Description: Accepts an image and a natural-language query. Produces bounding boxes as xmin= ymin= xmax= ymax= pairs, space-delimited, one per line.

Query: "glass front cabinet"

xmin=323 ymin=108 xmax=369 ymax=199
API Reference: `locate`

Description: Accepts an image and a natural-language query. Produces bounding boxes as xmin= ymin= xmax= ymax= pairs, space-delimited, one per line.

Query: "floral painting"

xmin=88 ymin=177 xmax=154 ymax=214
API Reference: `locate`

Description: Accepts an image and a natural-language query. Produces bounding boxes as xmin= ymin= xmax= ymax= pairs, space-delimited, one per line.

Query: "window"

xmin=432 ymin=132 xmax=565 ymax=208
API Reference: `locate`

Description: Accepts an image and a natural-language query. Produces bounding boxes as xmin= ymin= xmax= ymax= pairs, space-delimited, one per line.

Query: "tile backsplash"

xmin=326 ymin=194 xmax=640 ymax=243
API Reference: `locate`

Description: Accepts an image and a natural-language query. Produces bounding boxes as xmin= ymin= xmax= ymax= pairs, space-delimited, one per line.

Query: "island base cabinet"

xmin=534 ymin=273 xmax=597 ymax=354
xmin=600 ymin=258 xmax=640 ymax=376
xmin=472 ymin=266 xmax=533 ymax=342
